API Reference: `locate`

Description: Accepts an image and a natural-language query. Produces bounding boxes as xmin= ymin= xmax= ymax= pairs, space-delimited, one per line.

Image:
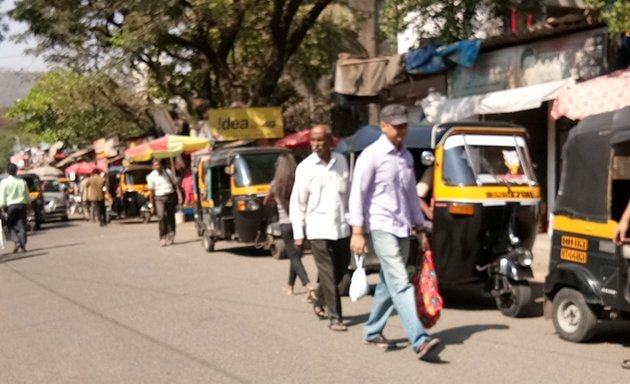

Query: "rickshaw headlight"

xmin=515 ymin=249 xmax=533 ymax=267
xmin=246 ymin=199 xmax=261 ymax=211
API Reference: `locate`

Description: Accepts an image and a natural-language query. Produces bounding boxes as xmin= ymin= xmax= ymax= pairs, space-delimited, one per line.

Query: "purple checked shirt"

xmin=347 ymin=134 xmax=424 ymax=238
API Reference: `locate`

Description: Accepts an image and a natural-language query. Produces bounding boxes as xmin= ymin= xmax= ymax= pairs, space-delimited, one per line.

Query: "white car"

xmin=41 ymin=178 xmax=69 ymax=222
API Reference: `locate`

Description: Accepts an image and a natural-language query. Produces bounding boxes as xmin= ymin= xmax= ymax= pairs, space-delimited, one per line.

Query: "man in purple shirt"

xmin=348 ymin=104 xmax=442 ymax=361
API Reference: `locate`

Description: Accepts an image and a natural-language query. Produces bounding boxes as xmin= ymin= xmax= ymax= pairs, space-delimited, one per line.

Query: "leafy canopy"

xmin=587 ymin=0 xmax=630 ymax=33
xmin=8 ymin=0 xmax=364 ymax=119
xmin=5 ymin=70 xmax=151 ymax=145
xmin=380 ymin=0 xmax=539 ymax=45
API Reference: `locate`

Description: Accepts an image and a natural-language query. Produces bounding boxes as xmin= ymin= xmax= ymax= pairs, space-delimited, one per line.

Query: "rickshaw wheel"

xmin=270 ymin=238 xmax=287 ymax=260
xmin=552 ymin=288 xmax=597 ymax=342
xmin=496 ymin=281 xmax=531 ymax=317
xmin=202 ymin=234 xmax=215 ymax=252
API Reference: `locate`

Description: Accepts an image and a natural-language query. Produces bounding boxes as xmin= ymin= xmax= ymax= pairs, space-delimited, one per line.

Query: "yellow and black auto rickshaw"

xmin=193 ymin=147 xmax=290 ymax=256
xmin=113 ymin=164 xmax=153 ymax=222
xmin=19 ymin=173 xmax=45 ymax=230
xmin=423 ymin=122 xmax=541 ymax=317
xmin=544 ymin=107 xmax=630 ymax=342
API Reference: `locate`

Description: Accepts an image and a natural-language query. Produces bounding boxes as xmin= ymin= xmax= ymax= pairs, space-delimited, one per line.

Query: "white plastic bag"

xmin=349 ymin=254 xmax=369 ymax=302
xmin=0 ymin=219 xmax=5 ymax=250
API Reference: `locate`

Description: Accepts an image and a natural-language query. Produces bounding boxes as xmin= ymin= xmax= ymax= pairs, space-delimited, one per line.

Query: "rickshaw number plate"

xmin=561 ymin=236 xmax=588 ymax=251
xmin=560 ymin=248 xmax=588 ymax=264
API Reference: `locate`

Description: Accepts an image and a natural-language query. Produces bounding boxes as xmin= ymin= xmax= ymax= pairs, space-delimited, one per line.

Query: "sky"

xmin=0 ymin=0 xmax=48 ymax=72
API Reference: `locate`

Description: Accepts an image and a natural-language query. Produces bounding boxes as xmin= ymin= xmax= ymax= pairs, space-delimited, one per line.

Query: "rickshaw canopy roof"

xmin=204 ymin=147 xmax=291 ymax=168
xmin=339 ymin=125 xmax=432 ymax=153
xmin=554 ymin=106 xmax=630 ymax=222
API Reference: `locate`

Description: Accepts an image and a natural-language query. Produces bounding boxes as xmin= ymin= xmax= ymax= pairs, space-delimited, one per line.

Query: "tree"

xmin=5 ymin=70 xmax=153 ymax=145
xmin=586 ymin=1 xmax=630 ymax=33
xmin=380 ymin=0 xmax=541 ymax=45
xmin=0 ymin=108 xmax=21 ymax=170
xmin=8 ymin=0 xmax=365 ymax=120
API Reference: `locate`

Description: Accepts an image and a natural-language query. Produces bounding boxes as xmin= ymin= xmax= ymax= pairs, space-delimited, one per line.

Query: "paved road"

xmin=1 ymin=219 xmax=629 ymax=384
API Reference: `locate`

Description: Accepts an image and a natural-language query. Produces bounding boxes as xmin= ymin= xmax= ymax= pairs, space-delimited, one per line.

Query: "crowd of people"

xmin=266 ymin=104 xmax=442 ymax=361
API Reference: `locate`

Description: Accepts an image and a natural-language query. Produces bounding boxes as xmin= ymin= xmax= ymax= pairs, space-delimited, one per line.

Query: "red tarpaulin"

xmin=551 ymin=68 xmax=630 ymax=121
xmin=274 ymin=130 xmax=339 ymax=149
xmin=64 ymin=162 xmax=105 ymax=175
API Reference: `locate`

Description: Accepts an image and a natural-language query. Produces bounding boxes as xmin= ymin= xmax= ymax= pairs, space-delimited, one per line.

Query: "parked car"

xmin=41 ymin=178 xmax=69 ymax=222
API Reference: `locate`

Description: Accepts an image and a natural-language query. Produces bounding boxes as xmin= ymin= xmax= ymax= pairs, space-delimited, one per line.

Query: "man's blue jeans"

xmin=363 ymin=230 xmax=429 ymax=351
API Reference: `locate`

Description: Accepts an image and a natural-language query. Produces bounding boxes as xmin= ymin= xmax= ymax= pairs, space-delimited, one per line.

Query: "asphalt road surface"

xmin=1 ymin=218 xmax=629 ymax=384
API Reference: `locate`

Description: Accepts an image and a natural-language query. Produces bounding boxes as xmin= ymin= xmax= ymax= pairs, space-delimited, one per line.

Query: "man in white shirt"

xmin=147 ymin=159 xmax=180 ymax=246
xmin=290 ymin=124 xmax=351 ymax=331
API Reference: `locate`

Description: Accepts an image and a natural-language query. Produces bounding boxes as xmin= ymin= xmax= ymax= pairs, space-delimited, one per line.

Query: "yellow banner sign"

xmin=560 ymin=248 xmax=587 ymax=264
xmin=209 ymin=107 xmax=284 ymax=141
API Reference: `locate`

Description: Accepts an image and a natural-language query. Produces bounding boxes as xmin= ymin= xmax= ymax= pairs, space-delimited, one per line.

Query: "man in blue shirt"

xmin=0 ymin=163 xmax=31 ymax=253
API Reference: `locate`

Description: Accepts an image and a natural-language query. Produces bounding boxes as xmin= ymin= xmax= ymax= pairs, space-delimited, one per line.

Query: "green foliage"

xmin=587 ymin=0 xmax=630 ymax=33
xmin=380 ymin=0 xmax=538 ymax=45
xmin=4 ymin=70 xmax=151 ymax=145
xmin=8 ymin=0 xmax=362 ymax=117
xmin=0 ymin=109 xmax=20 ymax=170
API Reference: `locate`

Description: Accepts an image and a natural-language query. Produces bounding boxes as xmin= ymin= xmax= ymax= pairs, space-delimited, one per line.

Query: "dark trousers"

xmin=6 ymin=204 xmax=27 ymax=247
xmin=280 ymin=224 xmax=310 ymax=287
xmin=89 ymin=200 xmax=107 ymax=225
xmin=310 ymin=237 xmax=351 ymax=322
xmin=155 ymin=194 xmax=177 ymax=239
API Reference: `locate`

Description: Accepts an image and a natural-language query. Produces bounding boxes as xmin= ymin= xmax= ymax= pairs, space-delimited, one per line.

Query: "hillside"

xmin=0 ymin=69 xmax=41 ymax=107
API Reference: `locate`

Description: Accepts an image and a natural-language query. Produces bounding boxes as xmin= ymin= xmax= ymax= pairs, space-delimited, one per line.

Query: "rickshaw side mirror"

xmin=421 ymin=151 xmax=435 ymax=166
xmin=224 ymin=165 xmax=235 ymax=176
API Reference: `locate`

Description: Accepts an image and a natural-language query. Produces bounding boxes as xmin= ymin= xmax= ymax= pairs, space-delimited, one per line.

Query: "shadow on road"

xmin=439 ymin=281 xmax=545 ymax=318
xmin=432 ymin=323 xmax=510 ymax=346
xmin=0 ymin=251 xmax=49 ymax=263
xmin=221 ymin=245 xmax=271 ymax=258
xmin=0 ymin=241 xmax=83 ymax=264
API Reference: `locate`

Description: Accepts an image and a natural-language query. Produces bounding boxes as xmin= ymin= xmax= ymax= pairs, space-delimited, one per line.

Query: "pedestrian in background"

xmin=264 ymin=152 xmax=317 ymax=301
xmin=0 ymin=163 xmax=31 ymax=253
xmin=147 ymin=159 xmax=180 ymax=247
xmin=79 ymin=175 xmax=90 ymax=220
xmin=290 ymin=124 xmax=351 ymax=331
xmin=348 ymin=104 xmax=442 ymax=361
xmin=85 ymin=169 xmax=107 ymax=226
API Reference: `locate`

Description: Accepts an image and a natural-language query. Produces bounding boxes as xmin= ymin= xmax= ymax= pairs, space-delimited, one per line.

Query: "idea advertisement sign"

xmin=208 ymin=107 xmax=284 ymax=141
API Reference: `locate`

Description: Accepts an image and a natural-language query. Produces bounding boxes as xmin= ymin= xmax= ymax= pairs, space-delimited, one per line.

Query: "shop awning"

xmin=422 ymin=78 xmax=575 ymax=123
xmin=550 ymin=68 xmax=630 ymax=121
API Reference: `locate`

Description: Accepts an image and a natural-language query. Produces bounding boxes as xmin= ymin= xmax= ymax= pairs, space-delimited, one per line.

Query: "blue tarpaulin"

xmin=405 ymin=40 xmax=481 ymax=75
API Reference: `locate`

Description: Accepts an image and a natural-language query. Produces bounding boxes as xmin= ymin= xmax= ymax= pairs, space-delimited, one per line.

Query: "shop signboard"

xmin=209 ymin=107 xmax=284 ymax=141
xmin=449 ymin=27 xmax=608 ymax=98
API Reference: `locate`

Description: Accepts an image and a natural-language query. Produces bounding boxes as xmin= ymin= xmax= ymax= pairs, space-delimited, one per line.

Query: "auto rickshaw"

xmin=193 ymin=147 xmax=290 ymax=256
xmin=114 ymin=164 xmax=153 ymax=222
xmin=18 ymin=173 xmax=45 ymax=230
xmin=544 ymin=107 xmax=630 ymax=342
xmin=421 ymin=122 xmax=541 ymax=317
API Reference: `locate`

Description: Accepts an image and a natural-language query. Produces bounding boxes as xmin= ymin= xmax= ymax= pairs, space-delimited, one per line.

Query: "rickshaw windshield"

xmin=233 ymin=153 xmax=279 ymax=187
xmin=22 ymin=177 xmax=41 ymax=192
xmin=125 ymin=170 xmax=151 ymax=185
xmin=442 ymin=134 xmax=537 ymax=186
xmin=42 ymin=180 xmax=64 ymax=192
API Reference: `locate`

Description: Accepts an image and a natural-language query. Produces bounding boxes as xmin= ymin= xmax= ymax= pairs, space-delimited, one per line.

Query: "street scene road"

xmin=1 ymin=218 xmax=629 ymax=384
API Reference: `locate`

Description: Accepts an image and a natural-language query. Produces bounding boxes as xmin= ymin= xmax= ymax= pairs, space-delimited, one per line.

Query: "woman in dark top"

xmin=265 ymin=153 xmax=317 ymax=301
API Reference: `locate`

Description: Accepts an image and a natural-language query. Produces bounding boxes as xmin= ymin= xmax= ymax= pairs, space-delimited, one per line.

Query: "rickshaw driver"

xmin=612 ymin=198 xmax=630 ymax=370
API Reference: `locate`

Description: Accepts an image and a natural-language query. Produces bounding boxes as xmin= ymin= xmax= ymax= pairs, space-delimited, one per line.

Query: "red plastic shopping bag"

xmin=411 ymin=250 xmax=443 ymax=328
